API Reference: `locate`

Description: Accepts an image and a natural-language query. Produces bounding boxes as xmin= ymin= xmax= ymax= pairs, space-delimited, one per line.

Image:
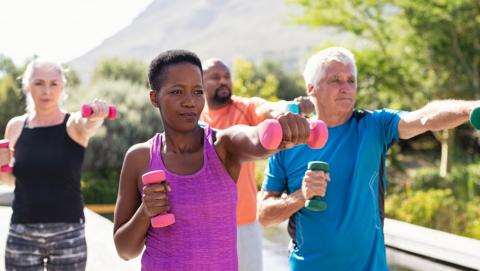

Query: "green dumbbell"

xmin=470 ymin=107 xmax=480 ymax=130
xmin=305 ymin=161 xmax=329 ymax=211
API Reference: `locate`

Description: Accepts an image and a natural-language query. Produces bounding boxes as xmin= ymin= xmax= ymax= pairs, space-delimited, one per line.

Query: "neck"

xmin=29 ymin=108 xmax=65 ymax=126
xmin=316 ymin=110 xmax=353 ymax=127
xmin=162 ymin=126 xmax=203 ymax=154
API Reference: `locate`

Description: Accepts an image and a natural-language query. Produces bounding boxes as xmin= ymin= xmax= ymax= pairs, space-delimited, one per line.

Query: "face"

xmin=27 ymin=66 xmax=64 ymax=112
xmin=308 ymin=60 xmax=356 ymax=116
xmin=203 ymin=62 xmax=232 ymax=105
xmin=149 ymin=62 xmax=205 ymax=132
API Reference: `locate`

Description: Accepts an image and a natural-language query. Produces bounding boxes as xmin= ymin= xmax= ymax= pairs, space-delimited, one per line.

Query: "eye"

xmin=194 ymin=89 xmax=204 ymax=95
xmin=170 ymin=89 xmax=181 ymax=95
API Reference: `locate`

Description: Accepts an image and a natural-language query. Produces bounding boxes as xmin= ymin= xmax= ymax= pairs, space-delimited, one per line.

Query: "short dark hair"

xmin=148 ymin=49 xmax=203 ymax=91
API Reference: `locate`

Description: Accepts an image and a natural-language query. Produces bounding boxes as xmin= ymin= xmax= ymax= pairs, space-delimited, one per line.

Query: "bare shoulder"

xmin=5 ymin=115 xmax=26 ymax=143
xmin=124 ymin=141 xmax=151 ymax=164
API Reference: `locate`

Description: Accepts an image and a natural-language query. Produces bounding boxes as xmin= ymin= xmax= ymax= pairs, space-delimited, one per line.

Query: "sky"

xmin=0 ymin=0 xmax=153 ymax=65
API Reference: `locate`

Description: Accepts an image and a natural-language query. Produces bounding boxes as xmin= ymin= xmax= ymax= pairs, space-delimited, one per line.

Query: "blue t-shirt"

xmin=263 ymin=109 xmax=400 ymax=271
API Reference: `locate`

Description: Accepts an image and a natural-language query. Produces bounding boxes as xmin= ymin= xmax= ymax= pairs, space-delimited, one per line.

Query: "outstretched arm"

xmin=256 ymin=96 xmax=315 ymax=119
xmin=216 ymin=113 xmax=311 ymax=163
xmin=398 ymin=100 xmax=480 ymax=139
xmin=67 ymin=99 xmax=110 ymax=147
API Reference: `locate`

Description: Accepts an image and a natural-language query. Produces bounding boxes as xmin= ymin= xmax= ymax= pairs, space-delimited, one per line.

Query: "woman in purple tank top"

xmin=113 ymin=50 xmax=312 ymax=271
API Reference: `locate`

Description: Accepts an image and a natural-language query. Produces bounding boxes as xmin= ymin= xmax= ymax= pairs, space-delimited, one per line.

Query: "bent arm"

xmin=398 ymin=100 xmax=480 ymax=139
xmin=0 ymin=117 xmax=24 ymax=185
xmin=113 ymin=146 xmax=150 ymax=260
xmin=258 ymin=189 xmax=305 ymax=227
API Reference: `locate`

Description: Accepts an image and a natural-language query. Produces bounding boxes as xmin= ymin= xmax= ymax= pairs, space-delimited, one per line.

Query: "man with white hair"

xmin=258 ymin=46 xmax=480 ymax=270
xmin=200 ymin=58 xmax=314 ymax=271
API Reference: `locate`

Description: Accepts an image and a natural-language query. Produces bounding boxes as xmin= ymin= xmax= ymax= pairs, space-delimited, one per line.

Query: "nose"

xmin=339 ymin=81 xmax=356 ymax=93
xmin=220 ymin=76 xmax=230 ymax=85
xmin=181 ymin=93 xmax=196 ymax=108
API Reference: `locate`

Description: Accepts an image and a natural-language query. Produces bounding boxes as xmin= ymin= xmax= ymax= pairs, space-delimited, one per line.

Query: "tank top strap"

xmin=63 ymin=113 xmax=70 ymax=125
xmin=149 ymin=133 xmax=162 ymax=171
xmin=203 ymin=125 xmax=217 ymax=158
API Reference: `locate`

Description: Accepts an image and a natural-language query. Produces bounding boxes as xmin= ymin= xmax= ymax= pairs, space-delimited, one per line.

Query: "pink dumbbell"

xmin=142 ymin=170 xmax=175 ymax=228
xmin=258 ymin=119 xmax=328 ymax=150
xmin=0 ymin=139 xmax=13 ymax=173
xmin=81 ymin=104 xmax=117 ymax=120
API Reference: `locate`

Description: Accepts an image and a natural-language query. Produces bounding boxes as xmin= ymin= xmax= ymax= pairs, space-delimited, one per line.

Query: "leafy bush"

xmin=66 ymin=79 xmax=162 ymax=174
xmin=0 ymin=75 xmax=24 ymax=135
xmin=64 ymin=79 xmax=162 ymax=203
xmin=386 ymin=189 xmax=462 ymax=234
xmin=386 ymin=189 xmax=480 ymax=239
xmin=412 ymin=163 xmax=480 ymax=201
xmin=81 ymin=171 xmax=119 ymax=204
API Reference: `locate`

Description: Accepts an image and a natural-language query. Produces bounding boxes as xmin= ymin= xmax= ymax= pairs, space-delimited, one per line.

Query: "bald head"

xmin=203 ymin=58 xmax=229 ymax=73
xmin=202 ymin=58 xmax=233 ymax=108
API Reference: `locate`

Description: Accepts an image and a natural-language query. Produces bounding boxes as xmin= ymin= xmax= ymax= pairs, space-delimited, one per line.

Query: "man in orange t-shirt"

xmin=200 ymin=59 xmax=313 ymax=271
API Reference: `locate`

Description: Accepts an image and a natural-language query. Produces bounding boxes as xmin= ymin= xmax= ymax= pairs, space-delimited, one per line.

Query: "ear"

xmin=306 ymin=83 xmax=315 ymax=96
xmin=149 ymin=90 xmax=159 ymax=107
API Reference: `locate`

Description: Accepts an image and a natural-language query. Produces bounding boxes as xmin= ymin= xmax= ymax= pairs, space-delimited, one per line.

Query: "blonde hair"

xmin=303 ymin=47 xmax=357 ymax=87
xmin=21 ymin=59 xmax=67 ymax=113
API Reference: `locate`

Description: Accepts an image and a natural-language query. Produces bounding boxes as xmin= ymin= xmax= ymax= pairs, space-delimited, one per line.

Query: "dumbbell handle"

xmin=81 ymin=104 xmax=117 ymax=120
xmin=305 ymin=161 xmax=329 ymax=211
xmin=258 ymin=119 xmax=328 ymax=150
xmin=0 ymin=139 xmax=13 ymax=173
xmin=142 ymin=170 xmax=175 ymax=228
xmin=285 ymin=101 xmax=301 ymax=114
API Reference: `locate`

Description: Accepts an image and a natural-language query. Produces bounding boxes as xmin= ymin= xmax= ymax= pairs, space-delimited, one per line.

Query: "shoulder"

xmin=232 ymin=95 xmax=266 ymax=106
xmin=5 ymin=115 xmax=26 ymax=141
xmin=125 ymin=141 xmax=151 ymax=160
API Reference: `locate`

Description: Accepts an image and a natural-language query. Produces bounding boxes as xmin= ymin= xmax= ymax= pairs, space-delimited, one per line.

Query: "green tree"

xmin=289 ymin=0 xmax=480 ymax=175
xmin=0 ymin=55 xmax=24 ymax=135
xmin=0 ymin=76 xmax=24 ymax=135
xmin=232 ymin=57 xmax=306 ymax=101
xmin=91 ymin=58 xmax=148 ymax=86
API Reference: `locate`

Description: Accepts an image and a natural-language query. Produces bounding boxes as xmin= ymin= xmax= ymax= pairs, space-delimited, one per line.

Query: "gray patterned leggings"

xmin=5 ymin=223 xmax=87 ymax=271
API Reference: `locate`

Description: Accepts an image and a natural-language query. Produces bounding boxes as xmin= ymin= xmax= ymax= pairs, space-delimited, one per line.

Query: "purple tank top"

xmin=141 ymin=126 xmax=238 ymax=271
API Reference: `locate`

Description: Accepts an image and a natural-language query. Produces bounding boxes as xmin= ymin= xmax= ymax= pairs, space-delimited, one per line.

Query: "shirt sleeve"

xmin=375 ymin=108 xmax=401 ymax=147
xmin=246 ymin=97 xmax=268 ymax=125
xmin=262 ymin=153 xmax=287 ymax=193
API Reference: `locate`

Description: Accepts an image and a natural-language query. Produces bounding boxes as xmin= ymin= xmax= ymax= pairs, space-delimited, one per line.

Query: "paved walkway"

xmin=0 ymin=206 xmax=140 ymax=270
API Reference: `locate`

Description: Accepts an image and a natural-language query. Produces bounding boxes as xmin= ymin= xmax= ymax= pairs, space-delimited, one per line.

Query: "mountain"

xmin=70 ymin=0 xmax=351 ymax=81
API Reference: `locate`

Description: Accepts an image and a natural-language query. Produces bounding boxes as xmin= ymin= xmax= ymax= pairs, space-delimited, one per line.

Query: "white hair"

xmin=303 ymin=47 xmax=357 ymax=87
xmin=21 ymin=59 xmax=67 ymax=114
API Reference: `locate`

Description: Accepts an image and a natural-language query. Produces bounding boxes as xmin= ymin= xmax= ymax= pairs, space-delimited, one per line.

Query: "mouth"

xmin=178 ymin=112 xmax=198 ymax=120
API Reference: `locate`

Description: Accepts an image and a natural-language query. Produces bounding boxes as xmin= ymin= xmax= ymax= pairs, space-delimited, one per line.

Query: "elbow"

xmin=114 ymin=236 xmax=142 ymax=261
xmin=116 ymin=247 xmax=141 ymax=261
xmin=258 ymin=205 xmax=275 ymax=227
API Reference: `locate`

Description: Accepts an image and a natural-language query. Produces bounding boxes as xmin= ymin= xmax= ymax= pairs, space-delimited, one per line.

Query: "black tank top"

xmin=11 ymin=114 xmax=86 ymax=224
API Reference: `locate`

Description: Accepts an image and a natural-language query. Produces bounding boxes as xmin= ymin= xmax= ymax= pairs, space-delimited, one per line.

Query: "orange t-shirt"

xmin=200 ymin=96 xmax=267 ymax=224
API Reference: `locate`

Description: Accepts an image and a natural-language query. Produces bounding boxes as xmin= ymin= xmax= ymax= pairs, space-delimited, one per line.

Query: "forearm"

xmin=0 ymin=172 xmax=15 ymax=185
xmin=256 ymin=101 xmax=287 ymax=119
xmin=400 ymin=100 xmax=480 ymax=139
xmin=420 ymin=100 xmax=479 ymax=130
xmin=114 ymin=203 xmax=151 ymax=260
xmin=258 ymin=190 xmax=306 ymax=227
xmin=79 ymin=116 xmax=104 ymax=138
